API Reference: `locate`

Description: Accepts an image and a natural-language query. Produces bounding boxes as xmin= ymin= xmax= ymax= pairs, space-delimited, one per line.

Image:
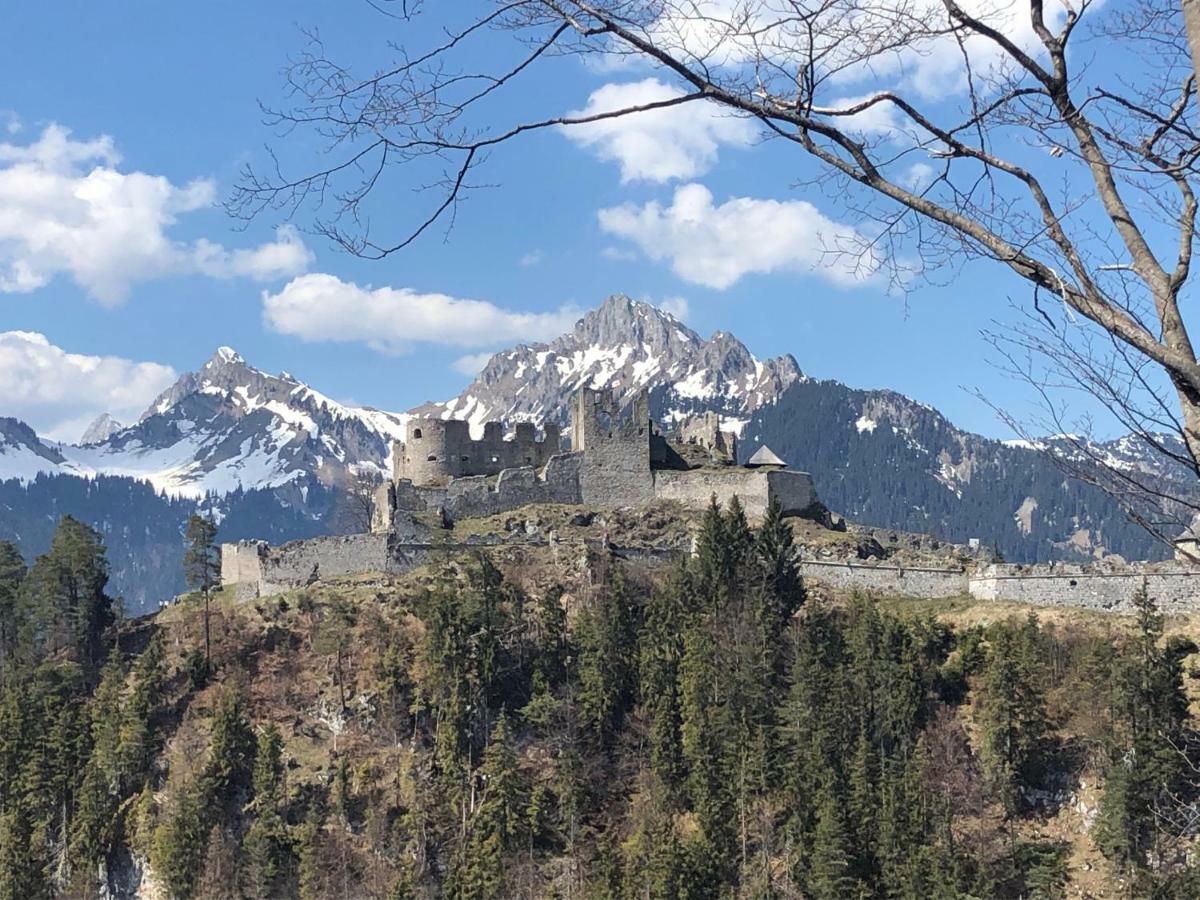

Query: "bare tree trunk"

xmin=204 ymin=589 xmax=211 ymax=669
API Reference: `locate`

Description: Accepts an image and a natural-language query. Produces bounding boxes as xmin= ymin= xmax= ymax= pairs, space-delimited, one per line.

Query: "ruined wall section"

xmin=798 ymin=560 xmax=969 ymax=598
xmin=674 ymin=412 xmax=737 ymax=464
xmin=394 ymin=452 xmax=584 ymax=522
xmin=397 ymin=417 xmax=561 ymax=485
xmin=969 ymin=564 xmax=1200 ymax=613
xmin=652 ymin=468 xmax=817 ymax=519
xmin=571 ymin=388 xmax=654 ymax=507
xmin=220 ymin=541 xmax=266 ymax=589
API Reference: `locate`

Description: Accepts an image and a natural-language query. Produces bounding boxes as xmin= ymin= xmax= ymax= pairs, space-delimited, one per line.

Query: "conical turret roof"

xmin=746 ymin=445 xmax=787 ymax=468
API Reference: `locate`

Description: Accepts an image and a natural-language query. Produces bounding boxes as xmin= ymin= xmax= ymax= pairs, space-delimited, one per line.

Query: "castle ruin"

xmin=370 ymin=386 xmax=817 ymax=530
xmin=221 ymin=386 xmax=1200 ymax=611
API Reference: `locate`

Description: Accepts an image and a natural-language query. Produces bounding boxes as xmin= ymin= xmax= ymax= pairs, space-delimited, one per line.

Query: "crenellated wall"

xmin=396 ymin=417 xmax=561 ymax=485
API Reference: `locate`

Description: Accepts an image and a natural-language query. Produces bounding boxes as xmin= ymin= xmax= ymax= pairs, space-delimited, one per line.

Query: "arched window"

xmin=413 ymin=428 xmax=423 ymax=439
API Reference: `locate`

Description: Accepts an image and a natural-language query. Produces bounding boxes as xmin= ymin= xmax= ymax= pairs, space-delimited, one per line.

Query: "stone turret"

xmin=396 ymin=416 xmax=561 ymax=486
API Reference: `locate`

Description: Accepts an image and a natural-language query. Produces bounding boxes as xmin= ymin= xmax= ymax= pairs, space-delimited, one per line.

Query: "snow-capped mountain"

xmin=745 ymin=381 xmax=1183 ymax=563
xmin=419 ymin=294 xmax=803 ymax=435
xmin=0 ymin=417 xmax=71 ymax=482
xmin=6 ymin=347 xmax=409 ymax=499
xmin=2 ymin=292 xmax=1195 ymax=612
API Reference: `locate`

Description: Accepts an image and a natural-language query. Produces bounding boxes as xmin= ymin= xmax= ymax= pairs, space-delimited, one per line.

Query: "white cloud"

xmin=902 ymin=162 xmax=936 ymax=190
xmin=598 ymin=183 xmax=879 ymax=290
xmin=0 ymin=124 xmax=312 ymax=305
xmin=519 ymin=249 xmax=544 ymax=267
xmin=658 ymin=296 xmax=690 ymax=321
xmin=0 ymin=331 xmax=177 ymax=442
xmin=563 ymin=78 xmax=754 ymax=182
xmin=453 ymin=352 xmax=496 ymax=376
xmin=638 ymin=0 xmax=1075 ymax=102
xmin=262 ymin=273 xmax=582 ymax=354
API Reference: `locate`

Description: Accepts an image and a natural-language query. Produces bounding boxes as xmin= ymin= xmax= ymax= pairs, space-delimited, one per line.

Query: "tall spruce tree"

xmin=183 ymin=515 xmax=220 ymax=670
xmin=0 ymin=541 xmax=25 ymax=675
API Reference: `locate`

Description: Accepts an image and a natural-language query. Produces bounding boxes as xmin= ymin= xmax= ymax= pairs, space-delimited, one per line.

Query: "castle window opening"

xmin=460 ymin=455 xmax=470 ymax=462
xmin=427 ymin=455 xmax=438 ymax=462
xmin=490 ymin=455 xmax=499 ymax=463
xmin=413 ymin=428 xmax=423 ymax=439
xmin=1069 ymin=579 xmax=1078 ymax=587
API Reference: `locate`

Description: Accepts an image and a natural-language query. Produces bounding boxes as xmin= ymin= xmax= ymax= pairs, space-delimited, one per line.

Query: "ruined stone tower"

xmin=396 ymin=416 xmax=561 ymax=485
xmin=570 ymin=387 xmax=654 ymax=506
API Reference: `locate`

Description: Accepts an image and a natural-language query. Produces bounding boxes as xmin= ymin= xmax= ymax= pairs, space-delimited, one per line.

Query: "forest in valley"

xmin=2 ymin=503 xmax=1200 ymax=898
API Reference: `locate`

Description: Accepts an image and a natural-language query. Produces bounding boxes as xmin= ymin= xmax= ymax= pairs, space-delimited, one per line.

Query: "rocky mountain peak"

xmin=79 ymin=413 xmax=123 ymax=446
xmin=425 ymin=294 xmax=804 ymax=434
xmin=573 ymin=294 xmax=695 ymax=351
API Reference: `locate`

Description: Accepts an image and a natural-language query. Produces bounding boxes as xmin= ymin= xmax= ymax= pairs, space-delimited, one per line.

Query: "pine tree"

xmin=118 ymin=635 xmax=166 ymax=785
xmin=243 ymin=723 xmax=290 ymax=898
xmin=807 ymin=782 xmax=856 ymax=900
xmin=0 ymin=541 xmax=25 ymax=674
xmin=315 ymin=597 xmax=356 ymax=712
xmin=1095 ymin=584 xmax=1198 ymax=872
xmin=18 ymin=516 xmax=114 ymax=674
xmin=0 ymin=807 xmax=45 ymax=900
xmin=977 ymin=619 xmax=1050 ymax=814
xmin=640 ymin=569 xmax=686 ymax=788
xmin=374 ymin=631 xmax=413 ymax=742
xmin=196 ymin=824 xmax=240 ymax=900
xmin=295 ymin=813 xmax=322 ymax=900
xmin=755 ymin=497 xmax=805 ymax=640
xmin=464 ymin=713 xmax=524 ymax=897
xmin=201 ymin=684 xmax=256 ymax=816
xmin=574 ymin=569 xmax=638 ymax=741
xmin=183 ymin=514 xmax=220 ymax=670
xmin=150 ymin=785 xmax=209 ymax=900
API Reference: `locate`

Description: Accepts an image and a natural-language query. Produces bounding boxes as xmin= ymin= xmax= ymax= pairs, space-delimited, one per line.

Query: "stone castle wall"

xmin=221 ymin=541 xmax=265 ymax=589
xmin=394 ymin=453 xmax=584 ymax=521
xmin=969 ymin=564 xmax=1200 ymax=614
xmin=397 ymin=417 xmax=560 ymax=485
xmin=652 ymin=468 xmax=817 ymax=519
xmin=798 ymin=559 xmax=970 ymax=598
xmin=223 ymin=535 xmax=1200 ymax=611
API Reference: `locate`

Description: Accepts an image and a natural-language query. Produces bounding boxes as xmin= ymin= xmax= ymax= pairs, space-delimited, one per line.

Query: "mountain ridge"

xmin=0 ymin=292 xmax=1185 ymax=613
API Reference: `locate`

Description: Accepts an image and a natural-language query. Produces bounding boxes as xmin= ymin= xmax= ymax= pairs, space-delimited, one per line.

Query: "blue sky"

xmin=1 ymin=0 xmax=1076 ymax=441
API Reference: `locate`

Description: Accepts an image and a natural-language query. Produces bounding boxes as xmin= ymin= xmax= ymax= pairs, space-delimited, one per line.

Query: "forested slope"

xmin=1 ymin=508 xmax=1198 ymax=898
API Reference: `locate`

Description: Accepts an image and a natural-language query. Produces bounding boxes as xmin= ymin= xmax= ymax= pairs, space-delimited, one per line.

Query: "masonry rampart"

xmin=394 ymin=452 xmax=584 ymax=521
xmin=652 ymin=468 xmax=816 ymax=519
xmin=798 ymin=559 xmax=969 ymax=598
xmin=221 ymin=541 xmax=266 ymax=589
xmin=968 ymin=564 xmax=1200 ymax=613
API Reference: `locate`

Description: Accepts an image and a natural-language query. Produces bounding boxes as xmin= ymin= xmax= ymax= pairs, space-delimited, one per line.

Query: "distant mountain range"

xmin=0 ymin=294 xmax=1181 ymax=611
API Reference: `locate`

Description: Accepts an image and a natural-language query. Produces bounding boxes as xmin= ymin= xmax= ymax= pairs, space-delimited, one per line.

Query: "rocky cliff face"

xmin=419 ymin=294 xmax=803 ymax=434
